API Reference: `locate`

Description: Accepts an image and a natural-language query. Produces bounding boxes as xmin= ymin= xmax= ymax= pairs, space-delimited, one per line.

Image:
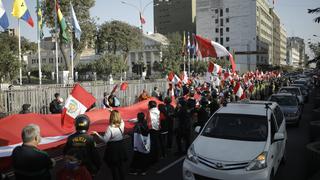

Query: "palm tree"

xmin=308 ymin=8 xmax=320 ymax=23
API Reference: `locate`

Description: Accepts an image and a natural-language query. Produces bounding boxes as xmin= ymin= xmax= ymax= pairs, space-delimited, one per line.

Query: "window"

xmin=215 ymin=9 xmax=218 ymax=14
xmin=220 ymin=38 xmax=223 ymax=45
xmin=215 ymin=38 xmax=219 ymax=42
xmin=226 ymin=8 xmax=229 ymax=13
xmin=215 ymin=19 xmax=218 ymax=24
xmin=220 ymin=28 xmax=223 ymax=36
xmin=42 ymin=58 xmax=46 ymax=63
xmin=226 ymin=18 xmax=229 ymax=23
xmin=220 ymin=18 xmax=223 ymax=26
xmin=275 ymin=106 xmax=284 ymax=126
xmin=271 ymin=114 xmax=278 ymax=142
xmin=226 ymin=37 xmax=230 ymax=42
xmin=49 ymin=58 xmax=54 ymax=63
xmin=215 ymin=28 xmax=219 ymax=33
xmin=226 ymin=27 xmax=230 ymax=32
xmin=220 ymin=9 xmax=223 ymax=16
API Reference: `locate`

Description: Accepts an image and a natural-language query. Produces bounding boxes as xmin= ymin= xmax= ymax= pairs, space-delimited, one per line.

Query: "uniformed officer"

xmin=63 ymin=115 xmax=101 ymax=177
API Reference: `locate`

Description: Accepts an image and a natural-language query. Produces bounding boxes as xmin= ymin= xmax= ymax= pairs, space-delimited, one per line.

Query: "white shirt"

xmin=102 ymin=120 xmax=125 ymax=143
xmin=149 ymin=108 xmax=160 ymax=131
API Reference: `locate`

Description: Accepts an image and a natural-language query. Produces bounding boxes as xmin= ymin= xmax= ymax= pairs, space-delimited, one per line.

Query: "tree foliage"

xmin=308 ymin=42 xmax=320 ymax=68
xmin=308 ymin=8 xmax=320 ymax=23
xmin=161 ymin=32 xmax=184 ymax=75
xmin=97 ymin=20 xmax=141 ymax=56
xmin=90 ymin=53 xmax=128 ymax=77
xmin=42 ymin=0 xmax=96 ymax=71
xmin=0 ymin=34 xmax=19 ymax=82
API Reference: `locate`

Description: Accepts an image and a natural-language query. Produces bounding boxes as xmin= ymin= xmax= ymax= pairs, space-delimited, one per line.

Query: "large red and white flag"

xmin=195 ymin=35 xmax=236 ymax=73
xmin=61 ymin=84 xmax=96 ymax=129
xmin=233 ymin=82 xmax=244 ymax=99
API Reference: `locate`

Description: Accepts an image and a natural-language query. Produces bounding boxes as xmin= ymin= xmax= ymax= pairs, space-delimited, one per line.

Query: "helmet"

xmin=75 ymin=115 xmax=90 ymax=133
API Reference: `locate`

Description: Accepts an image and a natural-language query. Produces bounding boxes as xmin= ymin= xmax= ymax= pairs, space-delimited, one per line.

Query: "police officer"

xmin=63 ymin=115 xmax=101 ymax=177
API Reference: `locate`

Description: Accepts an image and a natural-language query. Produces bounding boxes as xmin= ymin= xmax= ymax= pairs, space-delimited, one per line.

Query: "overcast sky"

xmin=1 ymin=0 xmax=320 ymax=55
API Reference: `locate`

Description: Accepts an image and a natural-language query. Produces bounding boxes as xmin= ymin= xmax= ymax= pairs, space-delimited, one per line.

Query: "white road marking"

xmin=156 ymin=156 xmax=186 ymax=174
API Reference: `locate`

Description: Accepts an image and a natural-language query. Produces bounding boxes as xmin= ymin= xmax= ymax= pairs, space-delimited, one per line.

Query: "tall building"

xmin=154 ymin=0 xmax=196 ymax=35
xmin=287 ymin=45 xmax=300 ymax=68
xmin=197 ymin=0 xmax=280 ymax=73
xmin=287 ymin=37 xmax=305 ymax=68
xmin=271 ymin=9 xmax=281 ymax=66
xmin=280 ymin=25 xmax=287 ymax=66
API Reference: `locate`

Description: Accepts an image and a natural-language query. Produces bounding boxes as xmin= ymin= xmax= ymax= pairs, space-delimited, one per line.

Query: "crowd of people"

xmin=9 ymin=70 xmax=304 ymax=180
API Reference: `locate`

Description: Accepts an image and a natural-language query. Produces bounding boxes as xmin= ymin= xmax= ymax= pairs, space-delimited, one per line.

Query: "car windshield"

xmin=279 ymin=88 xmax=301 ymax=96
xmin=202 ymin=114 xmax=268 ymax=141
xmin=270 ymin=96 xmax=298 ymax=106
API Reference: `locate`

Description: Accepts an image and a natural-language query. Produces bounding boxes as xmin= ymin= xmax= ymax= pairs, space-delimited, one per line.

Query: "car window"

xmin=274 ymin=106 xmax=284 ymax=126
xmin=279 ymin=88 xmax=301 ymax=96
xmin=202 ymin=113 xmax=268 ymax=141
xmin=270 ymin=113 xmax=278 ymax=142
xmin=270 ymin=96 xmax=298 ymax=106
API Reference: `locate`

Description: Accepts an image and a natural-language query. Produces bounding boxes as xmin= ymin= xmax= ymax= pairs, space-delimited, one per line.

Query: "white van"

xmin=183 ymin=101 xmax=287 ymax=180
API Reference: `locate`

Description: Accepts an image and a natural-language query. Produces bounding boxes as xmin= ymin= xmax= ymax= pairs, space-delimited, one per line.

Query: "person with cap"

xmin=63 ymin=115 xmax=101 ymax=177
xmin=49 ymin=93 xmax=64 ymax=114
xmin=11 ymin=124 xmax=56 ymax=180
xmin=19 ymin=104 xmax=31 ymax=114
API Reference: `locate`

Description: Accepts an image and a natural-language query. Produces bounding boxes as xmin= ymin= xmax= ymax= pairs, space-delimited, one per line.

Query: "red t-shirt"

xmin=57 ymin=166 xmax=92 ymax=180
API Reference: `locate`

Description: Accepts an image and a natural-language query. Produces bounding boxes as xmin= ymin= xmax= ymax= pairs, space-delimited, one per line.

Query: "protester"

xmin=175 ymin=98 xmax=191 ymax=155
xmin=138 ymin=90 xmax=150 ymax=102
xmin=57 ymin=149 xmax=92 ymax=180
xmin=151 ymin=87 xmax=162 ymax=101
xmin=92 ymin=110 xmax=127 ymax=180
xmin=11 ymin=124 xmax=56 ymax=180
xmin=129 ymin=112 xmax=150 ymax=175
xmin=49 ymin=93 xmax=63 ymax=114
xmin=146 ymin=100 xmax=160 ymax=164
xmin=19 ymin=104 xmax=31 ymax=114
xmin=63 ymin=115 xmax=101 ymax=177
xmin=163 ymin=97 xmax=175 ymax=149
xmin=158 ymin=104 xmax=168 ymax=158
xmin=196 ymin=97 xmax=210 ymax=129
xmin=102 ymin=92 xmax=111 ymax=109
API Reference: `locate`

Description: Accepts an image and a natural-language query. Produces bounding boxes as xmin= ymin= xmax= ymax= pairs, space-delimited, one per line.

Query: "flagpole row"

xmin=54 ymin=0 xmax=59 ymax=84
xmin=37 ymin=0 xmax=42 ymax=85
xmin=18 ymin=19 xmax=22 ymax=85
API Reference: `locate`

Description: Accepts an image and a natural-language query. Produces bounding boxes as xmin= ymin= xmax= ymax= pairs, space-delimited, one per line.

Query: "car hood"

xmin=194 ymin=136 xmax=266 ymax=162
xmin=280 ymin=106 xmax=299 ymax=114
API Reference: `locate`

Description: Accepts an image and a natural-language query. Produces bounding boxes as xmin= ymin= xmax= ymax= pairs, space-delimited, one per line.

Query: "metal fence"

xmin=0 ymin=80 xmax=168 ymax=116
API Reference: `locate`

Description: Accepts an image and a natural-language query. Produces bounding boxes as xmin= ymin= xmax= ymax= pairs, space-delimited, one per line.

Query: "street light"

xmin=121 ymin=0 xmax=158 ymax=32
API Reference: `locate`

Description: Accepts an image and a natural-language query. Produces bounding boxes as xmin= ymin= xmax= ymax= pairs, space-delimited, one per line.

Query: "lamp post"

xmin=121 ymin=0 xmax=158 ymax=32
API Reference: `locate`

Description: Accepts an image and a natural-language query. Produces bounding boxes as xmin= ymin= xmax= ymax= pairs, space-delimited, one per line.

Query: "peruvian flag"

xmin=140 ymin=12 xmax=146 ymax=24
xmin=208 ymin=61 xmax=214 ymax=73
xmin=180 ymin=71 xmax=188 ymax=84
xmin=195 ymin=35 xmax=236 ymax=73
xmin=233 ymin=82 xmax=244 ymax=99
xmin=213 ymin=64 xmax=222 ymax=75
xmin=61 ymin=84 xmax=96 ymax=129
xmin=172 ymin=74 xmax=181 ymax=84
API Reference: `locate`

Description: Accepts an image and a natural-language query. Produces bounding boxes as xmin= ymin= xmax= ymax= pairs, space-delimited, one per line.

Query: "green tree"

xmin=161 ymin=32 xmax=184 ymax=75
xmin=308 ymin=42 xmax=320 ymax=68
xmin=93 ymin=53 xmax=128 ymax=78
xmin=42 ymin=0 xmax=96 ymax=72
xmin=308 ymin=8 xmax=320 ymax=23
xmin=97 ymin=20 xmax=141 ymax=57
xmin=0 ymin=34 xmax=19 ymax=82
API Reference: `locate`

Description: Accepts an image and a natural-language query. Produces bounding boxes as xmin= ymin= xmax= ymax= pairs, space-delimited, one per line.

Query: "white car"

xmin=278 ymin=86 xmax=304 ymax=104
xmin=183 ymin=101 xmax=287 ymax=180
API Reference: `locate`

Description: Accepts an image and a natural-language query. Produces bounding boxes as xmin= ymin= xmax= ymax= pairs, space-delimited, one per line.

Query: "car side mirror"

xmin=274 ymin=132 xmax=285 ymax=142
xmin=194 ymin=126 xmax=201 ymax=134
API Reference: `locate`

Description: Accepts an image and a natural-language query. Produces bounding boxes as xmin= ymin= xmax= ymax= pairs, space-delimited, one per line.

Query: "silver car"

xmin=269 ymin=93 xmax=302 ymax=126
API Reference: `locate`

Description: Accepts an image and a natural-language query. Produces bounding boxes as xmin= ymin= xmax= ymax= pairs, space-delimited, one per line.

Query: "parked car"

xmin=183 ymin=101 xmax=287 ymax=180
xmin=294 ymin=79 xmax=312 ymax=89
xmin=269 ymin=93 xmax=302 ymax=126
xmin=278 ymin=86 xmax=304 ymax=104
xmin=290 ymin=84 xmax=309 ymax=102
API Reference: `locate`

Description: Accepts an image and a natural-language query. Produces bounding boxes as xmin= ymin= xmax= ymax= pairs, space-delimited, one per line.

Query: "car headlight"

xmin=246 ymin=152 xmax=267 ymax=171
xmin=187 ymin=144 xmax=198 ymax=164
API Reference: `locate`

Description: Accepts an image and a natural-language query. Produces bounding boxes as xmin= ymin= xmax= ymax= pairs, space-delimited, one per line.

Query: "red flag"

xmin=61 ymin=84 xmax=96 ymax=129
xmin=120 ymin=82 xmax=128 ymax=91
xmin=195 ymin=35 xmax=236 ymax=73
xmin=208 ymin=61 xmax=214 ymax=73
xmin=140 ymin=12 xmax=146 ymax=24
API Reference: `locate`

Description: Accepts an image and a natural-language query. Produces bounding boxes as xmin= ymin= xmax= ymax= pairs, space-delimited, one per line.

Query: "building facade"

xmin=154 ymin=0 xmax=196 ymax=35
xmin=271 ymin=9 xmax=281 ymax=66
xmin=197 ymin=0 xmax=283 ymax=73
xmin=127 ymin=33 xmax=168 ymax=78
xmin=287 ymin=46 xmax=300 ymax=68
xmin=287 ymin=37 xmax=305 ymax=68
xmin=280 ymin=25 xmax=287 ymax=66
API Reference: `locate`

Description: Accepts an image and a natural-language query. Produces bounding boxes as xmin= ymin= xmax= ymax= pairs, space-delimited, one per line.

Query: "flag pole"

xmin=54 ymin=0 xmax=59 ymax=84
xmin=70 ymin=30 xmax=74 ymax=81
xmin=37 ymin=0 xmax=42 ymax=85
xmin=18 ymin=19 xmax=22 ymax=85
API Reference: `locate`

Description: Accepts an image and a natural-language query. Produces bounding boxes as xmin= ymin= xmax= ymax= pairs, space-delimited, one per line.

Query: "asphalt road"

xmin=5 ymin=90 xmax=315 ymax=180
